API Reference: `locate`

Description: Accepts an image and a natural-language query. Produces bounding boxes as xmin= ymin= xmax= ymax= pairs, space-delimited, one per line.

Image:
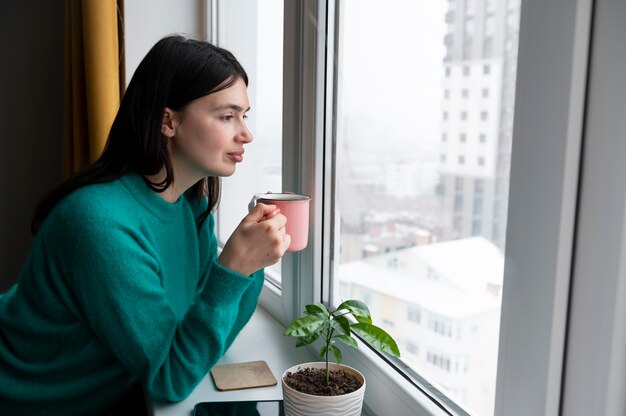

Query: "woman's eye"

xmin=221 ymin=114 xmax=247 ymax=121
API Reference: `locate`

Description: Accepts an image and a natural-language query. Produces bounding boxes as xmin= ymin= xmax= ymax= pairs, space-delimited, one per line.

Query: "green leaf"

xmin=338 ymin=300 xmax=372 ymax=324
xmin=351 ymin=323 xmax=401 ymax=357
xmin=295 ymin=329 xmax=322 ymax=347
xmin=330 ymin=315 xmax=351 ymax=335
xmin=305 ymin=303 xmax=329 ymax=316
xmin=329 ymin=344 xmax=343 ymax=364
xmin=334 ymin=334 xmax=358 ymax=349
xmin=284 ymin=315 xmax=325 ymax=337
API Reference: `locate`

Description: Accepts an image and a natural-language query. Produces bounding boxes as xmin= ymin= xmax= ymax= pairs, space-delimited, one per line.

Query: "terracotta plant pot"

xmin=282 ymin=362 xmax=366 ymax=416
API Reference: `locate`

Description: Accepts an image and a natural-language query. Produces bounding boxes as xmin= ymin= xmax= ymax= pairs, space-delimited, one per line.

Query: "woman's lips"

xmin=227 ymin=150 xmax=244 ymax=163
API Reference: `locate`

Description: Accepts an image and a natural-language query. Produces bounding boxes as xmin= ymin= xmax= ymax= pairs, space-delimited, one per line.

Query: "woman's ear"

xmin=161 ymin=108 xmax=177 ymax=138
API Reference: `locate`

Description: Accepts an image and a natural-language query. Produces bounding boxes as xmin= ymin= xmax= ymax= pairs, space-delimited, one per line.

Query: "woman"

xmin=0 ymin=35 xmax=290 ymax=414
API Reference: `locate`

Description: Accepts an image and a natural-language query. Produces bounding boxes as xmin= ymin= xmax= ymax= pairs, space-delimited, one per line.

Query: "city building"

xmin=439 ymin=0 xmax=521 ymax=248
xmin=339 ymin=236 xmax=503 ymax=415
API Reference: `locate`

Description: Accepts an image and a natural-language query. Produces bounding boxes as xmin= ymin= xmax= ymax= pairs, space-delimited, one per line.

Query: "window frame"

xmin=258 ymin=0 xmax=328 ymax=327
xmin=560 ymin=0 xmax=626 ymax=414
xmin=494 ymin=0 xmax=592 ymax=414
xmin=242 ymin=0 xmax=600 ymax=415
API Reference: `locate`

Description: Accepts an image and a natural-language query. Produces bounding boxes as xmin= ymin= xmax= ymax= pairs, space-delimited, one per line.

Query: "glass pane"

xmin=216 ymin=0 xmax=284 ymax=279
xmin=331 ymin=0 xmax=521 ymax=414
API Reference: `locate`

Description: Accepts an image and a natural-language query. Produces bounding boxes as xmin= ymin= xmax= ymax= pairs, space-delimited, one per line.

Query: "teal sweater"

xmin=0 ymin=173 xmax=264 ymax=415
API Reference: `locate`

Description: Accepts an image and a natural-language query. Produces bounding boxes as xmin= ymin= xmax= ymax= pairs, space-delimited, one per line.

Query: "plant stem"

xmin=325 ymin=311 xmax=334 ymax=386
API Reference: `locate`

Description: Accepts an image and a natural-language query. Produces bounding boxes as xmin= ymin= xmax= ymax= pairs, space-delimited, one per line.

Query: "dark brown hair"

xmin=32 ymin=35 xmax=248 ymax=234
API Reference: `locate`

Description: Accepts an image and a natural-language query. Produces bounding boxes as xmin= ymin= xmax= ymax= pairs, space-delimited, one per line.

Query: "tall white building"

xmin=339 ymin=236 xmax=503 ymax=415
xmin=438 ymin=0 xmax=521 ymax=248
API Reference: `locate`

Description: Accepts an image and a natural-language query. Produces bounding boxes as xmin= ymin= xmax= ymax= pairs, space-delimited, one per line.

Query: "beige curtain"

xmin=64 ymin=0 xmax=125 ymax=177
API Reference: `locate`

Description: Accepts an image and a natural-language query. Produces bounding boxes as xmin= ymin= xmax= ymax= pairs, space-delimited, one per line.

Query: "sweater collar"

xmin=120 ymin=172 xmax=185 ymax=222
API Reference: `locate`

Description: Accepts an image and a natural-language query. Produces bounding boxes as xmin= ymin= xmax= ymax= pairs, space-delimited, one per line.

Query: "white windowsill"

xmin=150 ymin=306 xmax=315 ymax=416
xmin=151 ymin=295 xmax=448 ymax=416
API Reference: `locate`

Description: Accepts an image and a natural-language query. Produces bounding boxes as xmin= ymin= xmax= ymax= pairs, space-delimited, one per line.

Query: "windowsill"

xmin=150 ymin=298 xmax=449 ymax=416
xmin=150 ymin=306 xmax=315 ymax=416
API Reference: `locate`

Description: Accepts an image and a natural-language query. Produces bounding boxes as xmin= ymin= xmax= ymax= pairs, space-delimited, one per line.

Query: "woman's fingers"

xmin=267 ymin=211 xmax=287 ymax=229
xmin=218 ymin=207 xmax=291 ymax=275
xmin=246 ymin=203 xmax=277 ymax=223
xmin=261 ymin=208 xmax=281 ymax=221
xmin=282 ymin=234 xmax=292 ymax=252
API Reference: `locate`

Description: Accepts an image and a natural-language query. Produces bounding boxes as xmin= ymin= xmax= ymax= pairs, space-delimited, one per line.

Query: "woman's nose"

xmin=238 ymin=122 xmax=253 ymax=143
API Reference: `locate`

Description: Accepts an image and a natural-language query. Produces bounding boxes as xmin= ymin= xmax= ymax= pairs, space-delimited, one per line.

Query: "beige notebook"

xmin=210 ymin=360 xmax=278 ymax=391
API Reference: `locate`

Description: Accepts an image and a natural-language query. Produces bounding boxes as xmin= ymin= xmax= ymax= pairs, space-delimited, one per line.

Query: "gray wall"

xmin=0 ymin=1 xmax=65 ymax=292
xmin=124 ymin=0 xmax=204 ymax=83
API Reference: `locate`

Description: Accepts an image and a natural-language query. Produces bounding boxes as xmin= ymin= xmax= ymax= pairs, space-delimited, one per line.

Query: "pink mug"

xmin=248 ymin=193 xmax=311 ymax=252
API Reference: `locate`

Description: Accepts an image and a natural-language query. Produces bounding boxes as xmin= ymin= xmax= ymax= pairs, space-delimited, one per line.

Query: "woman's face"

xmin=165 ymin=77 xmax=252 ymax=180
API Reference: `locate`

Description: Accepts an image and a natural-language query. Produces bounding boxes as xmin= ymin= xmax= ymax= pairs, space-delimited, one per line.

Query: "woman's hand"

xmin=217 ymin=203 xmax=291 ymax=276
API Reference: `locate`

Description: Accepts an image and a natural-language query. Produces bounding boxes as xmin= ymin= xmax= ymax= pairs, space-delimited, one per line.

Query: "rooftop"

xmin=338 ymin=236 xmax=504 ymax=318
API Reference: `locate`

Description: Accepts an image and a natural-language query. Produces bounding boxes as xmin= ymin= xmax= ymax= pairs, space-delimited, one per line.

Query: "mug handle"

xmin=248 ymin=192 xmax=273 ymax=213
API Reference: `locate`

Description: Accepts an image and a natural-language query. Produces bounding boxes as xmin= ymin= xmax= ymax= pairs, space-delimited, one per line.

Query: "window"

xmin=505 ymin=36 xmax=515 ymax=52
xmin=442 ymin=133 xmax=448 ymax=142
xmin=463 ymin=39 xmax=473 ymax=60
xmin=463 ymin=17 xmax=475 ymax=60
xmin=406 ymin=341 xmax=419 ymax=355
xmin=492 ymin=222 xmax=500 ymax=244
xmin=427 ymin=350 xmax=452 ymax=372
xmin=482 ymin=88 xmax=490 ymax=98
xmin=453 ymin=215 xmax=463 ymax=233
xmin=215 ymin=0 xmax=284 ymax=280
xmin=464 ymin=17 xmax=475 ymax=36
xmin=480 ymin=133 xmax=487 ymax=143
xmin=475 ymin=179 xmax=484 ymax=193
xmin=454 ymin=194 xmax=464 ymax=212
xmin=445 ymin=10 xmax=455 ymax=23
xmin=408 ymin=307 xmax=421 ymax=324
xmin=428 ymin=315 xmax=456 ymax=338
xmin=481 ymin=111 xmax=489 ymax=120
xmin=483 ymin=64 xmax=491 ymax=74
xmin=474 ymin=194 xmax=484 ymax=215
xmin=444 ymin=33 xmax=453 ymax=47
xmin=218 ymin=1 xmax=613 ymax=415
xmin=331 ymin=1 xmax=518 ymax=414
xmin=485 ymin=14 xmax=496 ymax=36
xmin=472 ymin=218 xmax=482 ymax=235
xmin=478 ymin=156 xmax=485 ymax=166
xmin=455 ymin=177 xmax=464 ymax=192
xmin=484 ymin=36 xmax=494 ymax=56
xmin=507 ymin=10 xmax=520 ymax=31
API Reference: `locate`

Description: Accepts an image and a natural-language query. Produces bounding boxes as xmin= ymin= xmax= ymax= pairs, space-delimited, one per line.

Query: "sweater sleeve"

xmin=223 ymin=268 xmax=264 ymax=351
xmin=50 ymin=210 xmax=259 ymax=402
xmin=199 ymin=213 xmax=265 ymax=353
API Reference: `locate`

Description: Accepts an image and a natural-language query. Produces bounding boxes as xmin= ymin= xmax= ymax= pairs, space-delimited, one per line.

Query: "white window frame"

xmin=213 ymin=0 xmax=626 ymax=415
xmin=494 ymin=0 xmax=592 ymax=414
xmin=559 ymin=0 xmax=626 ymax=414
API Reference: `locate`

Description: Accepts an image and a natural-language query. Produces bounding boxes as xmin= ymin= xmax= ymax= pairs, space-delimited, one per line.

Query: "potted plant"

xmin=282 ymin=300 xmax=400 ymax=416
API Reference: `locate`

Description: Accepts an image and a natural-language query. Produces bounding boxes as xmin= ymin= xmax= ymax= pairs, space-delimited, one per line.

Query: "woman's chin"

xmin=213 ymin=166 xmax=237 ymax=178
